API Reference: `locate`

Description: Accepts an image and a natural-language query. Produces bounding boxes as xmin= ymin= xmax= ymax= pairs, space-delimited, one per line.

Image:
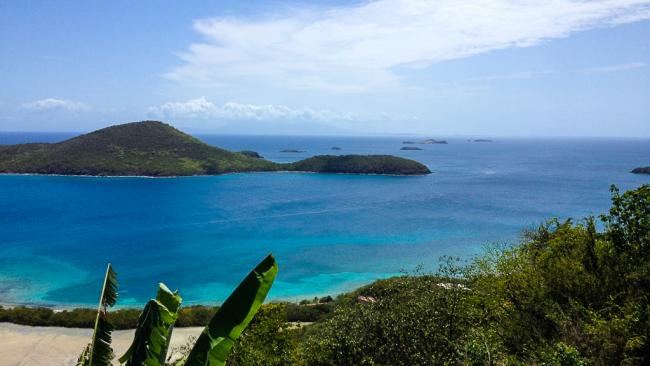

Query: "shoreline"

xmin=0 ymin=296 xmax=333 ymax=312
xmin=0 ymin=299 xmax=329 ymax=333
xmin=0 ymin=271 xmax=399 ymax=314
xmin=0 ymin=294 xmax=338 ymax=315
xmin=0 ymin=170 xmax=429 ymax=179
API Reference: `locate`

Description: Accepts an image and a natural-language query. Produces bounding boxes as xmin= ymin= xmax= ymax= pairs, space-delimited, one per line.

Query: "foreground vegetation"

xmin=1 ymin=184 xmax=647 ymax=365
xmin=73 ymin=255 xmax=278 ymax=366
xmin=0 ymin=121 xmax=430 ymax=176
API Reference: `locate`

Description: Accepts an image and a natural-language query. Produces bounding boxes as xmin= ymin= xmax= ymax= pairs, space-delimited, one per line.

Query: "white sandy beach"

xmin=0 ymin=323 xmax=203 ymax=366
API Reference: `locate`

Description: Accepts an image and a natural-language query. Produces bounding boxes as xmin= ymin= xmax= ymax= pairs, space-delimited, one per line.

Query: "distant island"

xmin=0 ymin=121 xmax=430 ymax=176
xmin=473 ymin=139 xmax=493 ymax=142
xmin=288 ymin=154 xmax=430 ymax=175
xmin=631 ymin=167 xmax=650 ymax=174
xmin=403 ymin=139 xmax=447 ymax=145
xmin=280 ymin=149 xmax=305 ymax=153
xmin=400 ymin=146 xmax=423 ymax=151
xmin=422 ymin=139 xmax=447 ymax=144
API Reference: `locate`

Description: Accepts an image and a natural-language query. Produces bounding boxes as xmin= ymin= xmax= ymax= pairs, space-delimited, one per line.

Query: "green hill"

xmin=287 ymin=154 xmax=431 ymax=175
xmin=0 ymin=121 xmax=430 ymax=176
xmin=0 ymin=121 xmax=276 ymax=176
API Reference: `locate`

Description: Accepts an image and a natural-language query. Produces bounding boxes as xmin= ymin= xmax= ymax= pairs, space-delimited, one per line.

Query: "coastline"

xmin=0 ymin=270 xmax=399 ymax=314
xmin=0 ymin=301 xmax=97 ymax=312
xmin=0 ymin=294 xmax=334 ymax=312
xmin=0 ymin=172 xmax=183 ymax=179
xmin=0 ymin=169 xmax=430 ymax=179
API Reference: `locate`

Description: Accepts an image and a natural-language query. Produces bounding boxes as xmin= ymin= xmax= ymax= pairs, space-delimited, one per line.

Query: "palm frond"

xmin=89 ymin=316 xmax=116 ymax=365
xmin=182 ymin=254 xmax=278 ymax=366
xmin=101 ymin=264 xmax=118 ymax=308
xmin=119 ymin=283 xmax=182 ymax=366
xmin=76 ymin=344 xmax=91 ymax=366
xmin=76 ymin=263 xmax=118 ymax=366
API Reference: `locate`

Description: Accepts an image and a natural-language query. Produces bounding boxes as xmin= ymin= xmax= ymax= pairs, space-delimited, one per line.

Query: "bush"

xmin=227 ymin=304 xmax=300 ymax=366
xmin=297 ymin=273 xmax=476 ymax=365
xmin=285 ymin=302 xmax=333 ymax=322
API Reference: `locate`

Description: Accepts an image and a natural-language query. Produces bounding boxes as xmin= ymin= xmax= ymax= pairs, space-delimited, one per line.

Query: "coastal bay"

xmin=0 ymin=134 xmax=648 ymax=307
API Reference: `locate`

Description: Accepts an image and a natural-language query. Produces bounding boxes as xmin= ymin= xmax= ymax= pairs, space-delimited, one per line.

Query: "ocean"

xmin=0 ymin=133 xmax=648 ymax=307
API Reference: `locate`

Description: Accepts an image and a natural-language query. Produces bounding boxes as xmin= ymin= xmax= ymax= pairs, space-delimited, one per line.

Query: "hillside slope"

xmin=0 ymin=121 xmax=276 ymax=176
xmin=0 ymin=121 xmax=430 ymax=176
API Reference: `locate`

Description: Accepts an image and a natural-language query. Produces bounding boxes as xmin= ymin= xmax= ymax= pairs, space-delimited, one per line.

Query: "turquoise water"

xmin=0 ymin=134 xmax=648 ymax=307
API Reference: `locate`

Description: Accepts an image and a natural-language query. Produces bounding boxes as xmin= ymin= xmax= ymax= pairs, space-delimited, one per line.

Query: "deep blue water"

xmin=0 ymin=133 xmax=648 ymax=307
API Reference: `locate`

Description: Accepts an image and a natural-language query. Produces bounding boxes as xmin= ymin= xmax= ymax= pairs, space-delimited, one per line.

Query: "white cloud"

xmin=166 ymin=0 xmax=650 ymax=92
xmin=148 ymin=97 xmax=356 ymax=122
xmin=148 ymin=97 xmax=217 ymax=119
xmin=579 ymin=61 xmax=649 ymax=74
xmin=21 ymin=98 xmax=90 ymax=112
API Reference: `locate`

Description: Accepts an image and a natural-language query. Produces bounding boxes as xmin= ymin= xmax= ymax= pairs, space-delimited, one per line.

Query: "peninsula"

xmin=0 ymin=121 xmax=430 ymax=176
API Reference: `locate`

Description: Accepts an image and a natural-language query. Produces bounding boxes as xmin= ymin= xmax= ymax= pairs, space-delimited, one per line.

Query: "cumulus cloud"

xmin=148 ymin=97 xmax=356 ymax=122
xmin=21 ymin=98 xmax=90 ymax=112
xmin=166 ymin=0 xmax=650 ymax=92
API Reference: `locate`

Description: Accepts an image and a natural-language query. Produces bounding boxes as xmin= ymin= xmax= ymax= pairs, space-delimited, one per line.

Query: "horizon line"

xmin=1 ymin=129 xmax=650 ymax=140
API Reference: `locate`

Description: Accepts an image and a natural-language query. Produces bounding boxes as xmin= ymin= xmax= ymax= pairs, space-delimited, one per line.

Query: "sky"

xmin=1 ymin=0 xmax=649 ymax=137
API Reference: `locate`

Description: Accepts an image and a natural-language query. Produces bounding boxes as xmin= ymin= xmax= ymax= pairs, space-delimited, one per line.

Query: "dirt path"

xmin=0 ymin=322 xmax=203 ymax=366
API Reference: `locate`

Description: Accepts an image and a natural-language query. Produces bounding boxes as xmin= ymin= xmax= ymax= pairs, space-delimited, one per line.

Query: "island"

xmin=287 ymin=154 xmax=430 ymax=175
xmin=0 ymin=121 xmax=431 ymax=176
xmin=403 ymin=139 xmax=447 ymax=145
xmin=400 ymin=146 xmax=423 ymax=151
xmin=280 ymin=149 xmax=305 ymax=153
xmin=474 ymin=139 xmax=493 ymax=142
xmin=422 ymin=139 xmax=447 ymax=144
xmin=331 ymin=146 xmax=342 ymax=150
xmin=631 ymin=167 xmax=650 ymax=174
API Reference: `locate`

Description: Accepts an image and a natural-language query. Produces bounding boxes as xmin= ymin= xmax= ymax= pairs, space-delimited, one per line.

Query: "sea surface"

xmin=0 ymin=133 xmax=648 ymax=307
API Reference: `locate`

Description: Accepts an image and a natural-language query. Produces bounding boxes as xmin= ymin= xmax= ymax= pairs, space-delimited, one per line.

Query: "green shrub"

xmin=227 ymin=304 xmax=300 ymax=366
xmin=285 ymin=303 xmax=333 ymax=322
xmin=297 ymin=274 xmax=475 ymax=365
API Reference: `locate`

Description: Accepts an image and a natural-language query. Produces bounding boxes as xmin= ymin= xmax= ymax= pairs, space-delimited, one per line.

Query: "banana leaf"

xmin=77 ymin=264 xmax=118 ymax=366
xmin=182 ymin=254 xmax=278 ymax=366
xmin=119 ymin=283 xmax=182 ymax=366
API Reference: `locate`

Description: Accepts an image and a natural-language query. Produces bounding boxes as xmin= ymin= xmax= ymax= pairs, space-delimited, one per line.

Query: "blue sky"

xmin=1 ymin=0 xmax=649 ymax=136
